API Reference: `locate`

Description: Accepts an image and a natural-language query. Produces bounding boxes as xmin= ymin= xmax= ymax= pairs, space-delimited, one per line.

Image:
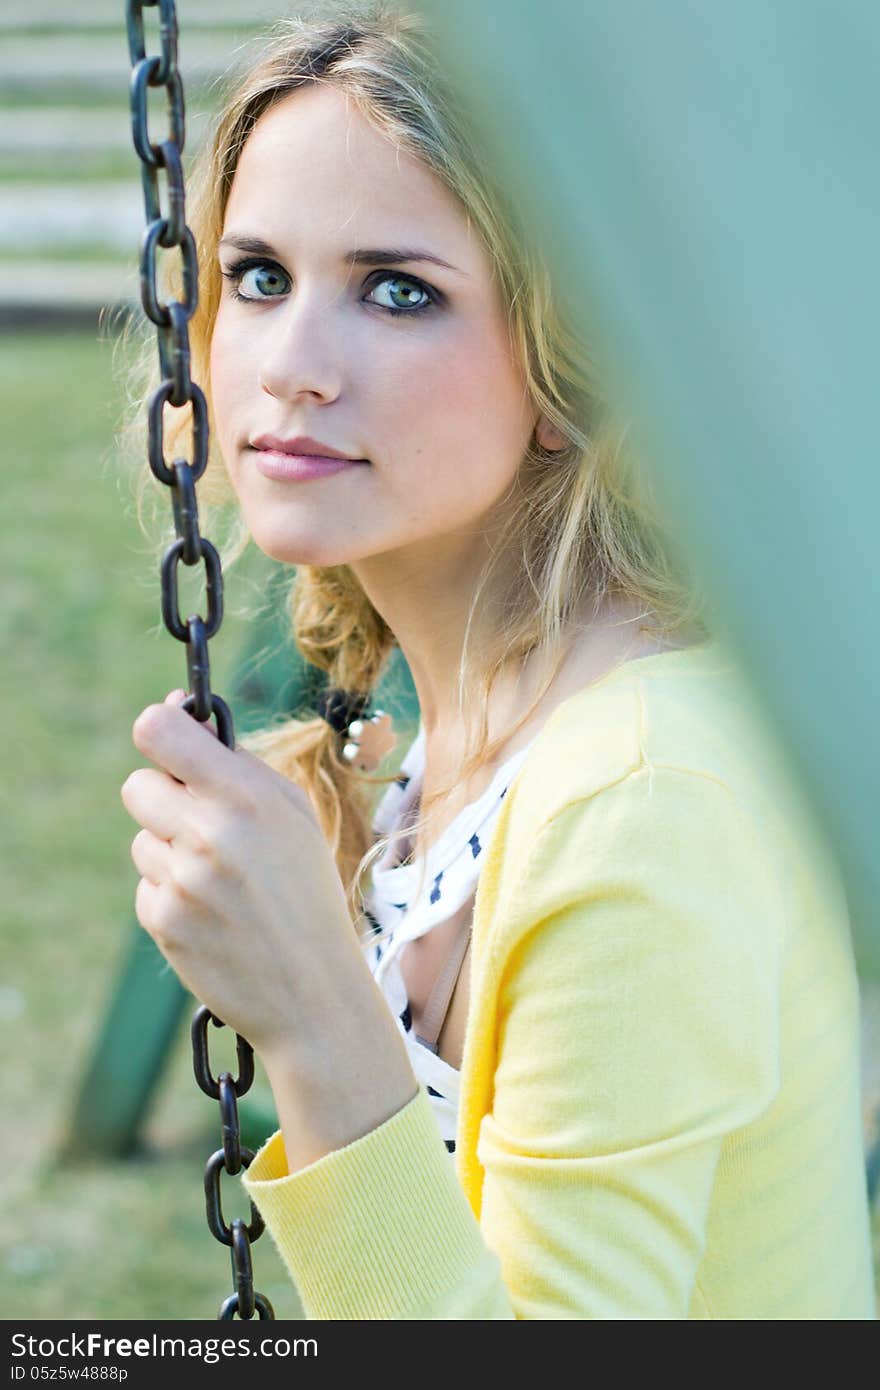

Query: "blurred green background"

xmin=0 ymin=2 xmax=403 ymax=1321
xmin=2 ymin=1 xmax=878 ymax=1321
xmin=2 ymin=328 xmax=305 ymax=1318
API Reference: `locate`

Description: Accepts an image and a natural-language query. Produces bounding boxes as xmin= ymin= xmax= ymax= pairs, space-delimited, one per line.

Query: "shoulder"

xmin=475 ymin=635 xmax=844 ymax=952
xmin=502 ymin=635 xmax=811 ymax=847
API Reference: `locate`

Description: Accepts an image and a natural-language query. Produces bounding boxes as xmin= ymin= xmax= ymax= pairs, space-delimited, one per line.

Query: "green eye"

xmin=221 ymin=261 xmax=289 ymax=300
xmin=220 ymin=259 xmax=438 ymax=316
xmin=366 ymin=274 xmax=433 ymax=315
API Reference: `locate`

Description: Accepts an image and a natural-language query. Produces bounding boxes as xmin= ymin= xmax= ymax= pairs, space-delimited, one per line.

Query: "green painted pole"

xmin=59 ymin=927 xmax=189 ymax=1160
xmin=418 ymin=0 xmax=880 ymax=977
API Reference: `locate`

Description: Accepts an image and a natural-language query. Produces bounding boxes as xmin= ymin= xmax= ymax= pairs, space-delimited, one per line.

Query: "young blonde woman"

xmin=118 ymin=2 xmax=876 ymax=1318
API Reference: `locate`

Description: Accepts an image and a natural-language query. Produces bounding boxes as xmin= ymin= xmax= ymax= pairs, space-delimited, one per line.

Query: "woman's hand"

xmin=120 ymin=689 xmax=365 ymax=1064
xmin=121 ymin=687 xmax=419 ymax=1170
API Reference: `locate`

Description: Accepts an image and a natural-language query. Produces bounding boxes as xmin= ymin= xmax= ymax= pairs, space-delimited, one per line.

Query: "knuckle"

xmin=187 ymin=823 xmax=216 ymax=859
xmin=231 ymin=781 xmax=259 ymax=816
xmin=169 ymin=859 xmax=204 ymax=902
xmin=150 ymin=901 xmax=175 ymax=947
xmin=132 ymin=703 xmax=167 ymax=745
xmin=121 ymin=768 xmax=142 ymax=801
xmin=189 ymin=812 xmax=235 ymax=866
xmin=132 ymin=828 xmax=158 ymax=872
xmin=132 ymin=705 xmax=155 ymax=736
xmin=135 ymin=877 xmax=165 ymax=941
xmin=171 ymin=836 xmax=228 ymax=899
xmin=134 ymin=876 xmax=148 ymax=916
xmin=209 ymin=824 xmax=245 ymax=880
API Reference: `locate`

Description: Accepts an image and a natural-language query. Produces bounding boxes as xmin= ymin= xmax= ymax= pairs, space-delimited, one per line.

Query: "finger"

xmin=121 ymin=765 xmax=197 ymax=840
xmin=164 ymin=688 xmax=218 ymax=739
xmin=134 ymin=875 xmax=165 ymax=940
xmin=132 ymin=700 xmax=239 ymax=795
xmin=130 ymin=827 xmax=172 ymax=885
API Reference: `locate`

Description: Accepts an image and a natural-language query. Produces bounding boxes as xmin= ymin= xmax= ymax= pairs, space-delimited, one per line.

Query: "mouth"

xmin=250 ymin=433 xmax=367 ymax=462
xmin=251 ymin=448 xmax=369 ymax=482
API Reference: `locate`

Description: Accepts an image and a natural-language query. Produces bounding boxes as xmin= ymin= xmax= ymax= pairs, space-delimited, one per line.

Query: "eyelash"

xmin=219 ymin=257 xmax=438 ymax=316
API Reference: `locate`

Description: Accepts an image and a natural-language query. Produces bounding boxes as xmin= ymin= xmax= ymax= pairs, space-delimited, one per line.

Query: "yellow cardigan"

xmin=241 ymin=638 xmax=877 ymax=1318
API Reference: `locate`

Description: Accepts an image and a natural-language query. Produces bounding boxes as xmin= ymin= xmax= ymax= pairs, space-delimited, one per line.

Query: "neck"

xmin=355 ymin=541 xmax=654 ymax=758
xmin=349 ymin=527 xmax=510 ymax=742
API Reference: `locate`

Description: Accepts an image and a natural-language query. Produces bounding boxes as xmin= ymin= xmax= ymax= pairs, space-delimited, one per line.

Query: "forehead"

xmin=225 ymin=83 xmax=481 ymax=270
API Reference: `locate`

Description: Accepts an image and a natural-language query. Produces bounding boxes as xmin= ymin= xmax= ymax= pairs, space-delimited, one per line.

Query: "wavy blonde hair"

xmin=112 ymin=0 xmax=710 ymax=946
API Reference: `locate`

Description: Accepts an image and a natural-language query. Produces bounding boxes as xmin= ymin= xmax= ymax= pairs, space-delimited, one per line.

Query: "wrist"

xmin=261 ymin=1046 xmax=419 ymax=1174
xmin=258 ymin=979 xmax=420 ymax=1173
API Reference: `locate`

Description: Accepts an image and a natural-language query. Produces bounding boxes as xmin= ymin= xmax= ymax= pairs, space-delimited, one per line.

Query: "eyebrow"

xmin=217 ymin=233 xmax=468 ymax=276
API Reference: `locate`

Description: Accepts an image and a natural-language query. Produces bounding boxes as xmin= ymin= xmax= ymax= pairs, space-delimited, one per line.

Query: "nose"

xmin=257 ymin=286 xmax=344 ymax=404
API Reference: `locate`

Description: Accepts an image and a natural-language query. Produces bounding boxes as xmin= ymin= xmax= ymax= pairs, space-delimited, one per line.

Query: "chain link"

xmin=125 ymin=0 xmax=274 ymax=1320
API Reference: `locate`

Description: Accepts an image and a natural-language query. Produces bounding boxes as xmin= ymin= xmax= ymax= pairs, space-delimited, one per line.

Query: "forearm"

xmin=259 ymin=965 xmax=420 ymax=1175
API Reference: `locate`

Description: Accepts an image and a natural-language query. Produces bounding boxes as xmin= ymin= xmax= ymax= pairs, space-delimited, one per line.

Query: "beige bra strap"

xmin=414 ymin=906 xmax=473 ymax=1053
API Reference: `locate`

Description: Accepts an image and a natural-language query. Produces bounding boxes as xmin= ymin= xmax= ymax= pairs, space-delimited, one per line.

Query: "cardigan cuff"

xmin=240 ymin=1082 xmax=499 ymax=1319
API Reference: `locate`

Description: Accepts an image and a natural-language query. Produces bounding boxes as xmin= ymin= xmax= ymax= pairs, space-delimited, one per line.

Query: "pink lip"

xmin=250 ymin=432 xmax=364 ymax=459
xmin=253 ymin=449 xmax=366 ymax=482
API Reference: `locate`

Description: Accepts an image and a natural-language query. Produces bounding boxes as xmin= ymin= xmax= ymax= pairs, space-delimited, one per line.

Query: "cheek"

xmin=208 ymin=314 xmax=241 ymax=411
xmin=381 ymin=325 xmax=531 ymax=498
xmin=209 ymin=308 xmax=260 ymax=434
xmin=436 ymin=318 xmax=530 ymax=444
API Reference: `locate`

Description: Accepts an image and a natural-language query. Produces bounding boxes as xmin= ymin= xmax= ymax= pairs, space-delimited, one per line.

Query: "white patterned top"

xmin=363 ymin=724 xmax=540 ymax=1153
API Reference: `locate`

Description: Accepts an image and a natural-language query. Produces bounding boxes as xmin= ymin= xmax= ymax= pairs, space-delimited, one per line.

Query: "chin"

xmin=250 ymin=530 xmax=362 ymax=569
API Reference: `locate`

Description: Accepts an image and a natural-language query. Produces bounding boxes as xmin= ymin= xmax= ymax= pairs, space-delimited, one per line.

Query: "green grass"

xmin=0 ymin=91 xmax=215 ymax=112
xmin=0 ymin=88 xmax=132 ymax=108
xmin=1 ymin=25 xmax=255 ymax=40
xmin=0 ymin=244 xmax=132 ymax=264
xmin=0 ymin=153 xmax=151 ymax=183
xmin=0 ymin=330 xmax=304 ymax=1319
xmin=0 ymin=138 xmax=211 ymax=188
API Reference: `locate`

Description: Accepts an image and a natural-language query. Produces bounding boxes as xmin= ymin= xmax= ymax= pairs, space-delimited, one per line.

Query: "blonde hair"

xmin=111 ymin=0 xmax=709 ymax=947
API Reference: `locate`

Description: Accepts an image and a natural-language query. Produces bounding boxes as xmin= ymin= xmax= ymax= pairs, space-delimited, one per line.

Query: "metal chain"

xmin=125 ymin=0 xmax=274 ymax=1321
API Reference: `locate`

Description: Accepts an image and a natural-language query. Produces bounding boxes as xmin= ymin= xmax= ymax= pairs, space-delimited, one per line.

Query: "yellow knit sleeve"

xmin=240 ymin=1082 xmax=515 ymax=1318
xmin=241 ymin=762 xmax=784 ymax=1318
xmin=477 ymin=763 xmax=783 ymax=1317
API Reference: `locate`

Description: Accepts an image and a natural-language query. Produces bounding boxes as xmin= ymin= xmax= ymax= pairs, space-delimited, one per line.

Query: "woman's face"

xmin=209 ymin=83 xmax=540 ymax=568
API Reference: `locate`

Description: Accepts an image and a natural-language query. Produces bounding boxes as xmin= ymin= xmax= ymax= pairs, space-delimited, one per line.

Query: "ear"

xmin=535 ymin=414 xmax=569 ymax=452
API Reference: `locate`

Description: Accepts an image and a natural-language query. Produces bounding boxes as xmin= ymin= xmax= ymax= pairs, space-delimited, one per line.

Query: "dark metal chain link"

xmin=125 ymin=0 xmax=274 ymax=1320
